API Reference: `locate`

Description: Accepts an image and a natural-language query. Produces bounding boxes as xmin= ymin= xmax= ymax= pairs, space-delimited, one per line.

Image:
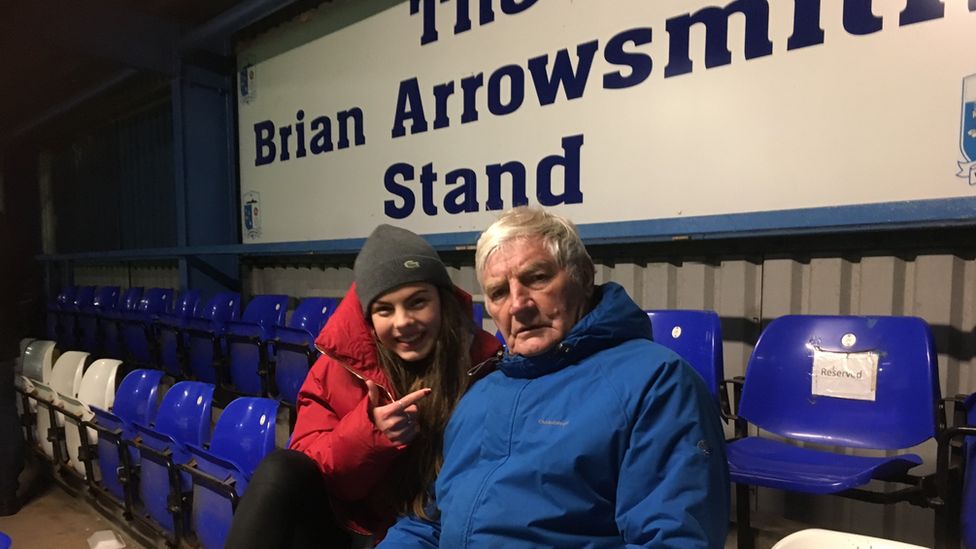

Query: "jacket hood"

xmin=314 ymin=282 xmax=485 ymax=377
xmin=498 ymin=282 xmax=651 ymax=379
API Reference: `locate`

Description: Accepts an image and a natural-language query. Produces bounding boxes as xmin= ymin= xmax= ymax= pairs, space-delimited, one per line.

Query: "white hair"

xmin=475 ymin=206 xmax=595 ymax=290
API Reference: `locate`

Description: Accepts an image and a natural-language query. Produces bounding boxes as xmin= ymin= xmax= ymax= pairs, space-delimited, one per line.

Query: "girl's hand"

xmin=366 ymin=380 xmax=431 ymax=445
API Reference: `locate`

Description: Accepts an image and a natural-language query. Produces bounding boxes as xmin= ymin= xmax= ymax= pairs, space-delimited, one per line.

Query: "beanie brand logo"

xmin=404 ymin=260 xmax=421 ymax=269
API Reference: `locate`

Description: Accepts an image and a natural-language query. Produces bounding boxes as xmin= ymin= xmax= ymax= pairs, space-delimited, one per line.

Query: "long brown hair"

xmin=373 ymin=285 xmax=473 ymax=518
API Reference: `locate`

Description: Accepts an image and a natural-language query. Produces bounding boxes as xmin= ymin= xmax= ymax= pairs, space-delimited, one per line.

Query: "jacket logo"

xmin=538 ymin=419 xmax=569 ymax=427
xmin=404 ymin=260 xmax=421 ymax=269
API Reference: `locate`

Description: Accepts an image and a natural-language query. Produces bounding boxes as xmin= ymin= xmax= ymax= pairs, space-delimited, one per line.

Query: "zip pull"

xmin=320 ymin=345 xmax=396 ymax=402
xmin=468 ymin=348 xmax=503 ymax=377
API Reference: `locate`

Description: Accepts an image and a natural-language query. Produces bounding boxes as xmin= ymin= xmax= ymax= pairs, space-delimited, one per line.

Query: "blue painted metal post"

xmin=172 ymin=60 xmax=240 ymax=296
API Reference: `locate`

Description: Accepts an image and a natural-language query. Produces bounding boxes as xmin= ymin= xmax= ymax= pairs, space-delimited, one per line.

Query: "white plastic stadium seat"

xmin=33 ymin=351 xmax=88 ymax=460
xmin=15 ymin=340 xmax=58 ymax=417
xmin=771 ymin=528 xmax=928 ymax=549
xmin=61 ymin=358 xmax=122 ymax=477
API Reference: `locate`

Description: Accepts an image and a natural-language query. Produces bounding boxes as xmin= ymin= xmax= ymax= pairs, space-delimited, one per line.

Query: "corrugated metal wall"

xmin=50 ymin=101 xmax=175 ymax=253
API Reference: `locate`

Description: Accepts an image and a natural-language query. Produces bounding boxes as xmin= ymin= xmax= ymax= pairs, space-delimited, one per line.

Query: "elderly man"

xmin=380 ymin=207 xmax=729 ymax=548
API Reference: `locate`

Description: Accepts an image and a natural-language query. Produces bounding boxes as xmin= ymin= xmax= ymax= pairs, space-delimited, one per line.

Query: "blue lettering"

xmin=665 ymin=0 xmax=774 ymax=78
xmin=295 ymin=110 xmax=307 ymax=158
xmin=384 ymin=163 xmax=416 ymax=219
xmin=254 ymin=120 xmax=276 ymax=166
xmin=603 ymin=28 xmax=653 ymax=90
xmin=409 ymin=0 xmax=439 ymax=45
xmin=444 ymin=168 xmax=480 ymax=214
xmin=420 ymin=163 xmax=439 ymax=215
xmin=486 ymin=161 xmax=528 ymax=210
xmin=528 ymin=40 xmax=599 ymax=105
xmin=788 ymin=0 xmax=825 ymax=50
xmin=899 ymin=0 xmax=944 ymax=26
xmin=488 ymin=65 xmax=525 ymax=116
xmin=843 ymin=0 xmax=882 ymax=35
xmin=433 ymin=82 xmax=455 ymax=130
xmin=309 ymin=116 xmax=333 ymax=154
xmin=537 ymin=135 xmax=584 ymax=206
xmin=392 ymin=78 xmax=429 ymax=138
xmin=337 ymin=107 xmax=366 ymax=149
xmin=279 ymin=125 xmax=292 ymax=161
xmin=460 ymin=74 xmax=484 ymax=124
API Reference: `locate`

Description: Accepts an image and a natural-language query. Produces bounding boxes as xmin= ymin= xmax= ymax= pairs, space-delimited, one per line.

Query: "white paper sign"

xmin=811 ymin=350 xmax=878 ymax=401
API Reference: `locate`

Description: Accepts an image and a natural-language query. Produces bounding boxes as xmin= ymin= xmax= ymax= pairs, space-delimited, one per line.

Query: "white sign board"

xmin=238 ymin=0 xmax=976 ymax=245
xmin=811 ymin=350 xmax=879 ymax=401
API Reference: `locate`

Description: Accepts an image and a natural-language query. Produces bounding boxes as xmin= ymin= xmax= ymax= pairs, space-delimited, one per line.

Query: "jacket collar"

xmin=497 ymin=282 xmax=652 ymax=379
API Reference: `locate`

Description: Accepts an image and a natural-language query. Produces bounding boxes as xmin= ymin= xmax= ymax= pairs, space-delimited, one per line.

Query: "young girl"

xmin=225 ymin=225 xmax=501 ymax=548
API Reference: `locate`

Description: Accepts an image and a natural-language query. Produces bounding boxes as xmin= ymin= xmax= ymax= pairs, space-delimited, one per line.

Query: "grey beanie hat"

xmin=354 ymin=224 xmax=453 ymax=314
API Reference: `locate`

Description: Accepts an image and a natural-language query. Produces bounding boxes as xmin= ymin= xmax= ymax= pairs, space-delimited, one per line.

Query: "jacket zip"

xmin=315 ymin=342 xmax=396 ymax=402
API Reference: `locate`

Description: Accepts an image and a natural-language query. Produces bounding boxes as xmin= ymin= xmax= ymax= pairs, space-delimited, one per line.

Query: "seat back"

xmin=173 ymin=289 xmax=202 ymax=318
xmin=739 ymin=315 xmax=939 ymax=450
xmin=119 ymin=287 xmax=144 ymax=313
xmin=273 ymin=328 xmax=318 ymax=405
xmin=154 ymin=381 xmax=215 ymax=446
xmin=199 ymin=292 xmax=241 ymax=325
xmin=34 ymin=351 xmax=88 ymax=459
xmin=288 ymin=297 xmax=338 ymax=334
xmin=50 ymin=351 xmax=89 ymax=399
xmin=22 ymin=340 xmax=57 ymax=383
xmin=92 ymin=369 xmax=166 ymax=500
xmin=62 ymin=359 xmax=121 ymax=476
xmin=72 ymin=286 xmax=96 ymax=311
xmin=646 ymin=310 xmax=723 ymax=398
xmin=114 ymin=369 xmax=167 ymax=426
xmin=225 ymin=295 xmax=289 ymax=394
xmin=104 ymin=288 xmax=143 ymax=359
xmin=123 ymin=288 xmax=174 ymax=364
xmin=92 ymin=286 xmax=121 ymax=312
xmin=208 ymin=397 xmax=280 ymax=476
xmin=191 ymin=397 xmax=279 ymax=549
xmin=240 ymin=294 xmax=289 ymax=327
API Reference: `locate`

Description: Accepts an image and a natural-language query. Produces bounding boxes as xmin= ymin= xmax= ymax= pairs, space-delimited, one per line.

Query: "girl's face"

xmin=370 ymin=282 xmax=443 ymax=362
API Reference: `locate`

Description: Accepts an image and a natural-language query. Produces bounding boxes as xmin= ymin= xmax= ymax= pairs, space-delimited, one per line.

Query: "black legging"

xmin=225 ymin=449 xmax=356 ymax=548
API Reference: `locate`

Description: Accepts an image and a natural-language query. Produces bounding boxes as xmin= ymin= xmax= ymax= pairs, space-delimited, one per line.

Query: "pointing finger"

xmin=397 ymin=387 xmax=432 ymax=409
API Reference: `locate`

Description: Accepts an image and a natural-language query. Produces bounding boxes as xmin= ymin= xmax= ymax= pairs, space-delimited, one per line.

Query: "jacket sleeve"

xmin=614 ymin=357 xmax=730 ymax=548
xmin=376 ymin=511 xmax=441 ymax=548
xmin=288 ymin=354 xmax=402 ymax=502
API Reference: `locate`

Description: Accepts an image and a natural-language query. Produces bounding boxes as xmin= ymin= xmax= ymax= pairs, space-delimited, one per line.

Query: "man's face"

xmin=482 ymin=236 xmax=589 ymax=357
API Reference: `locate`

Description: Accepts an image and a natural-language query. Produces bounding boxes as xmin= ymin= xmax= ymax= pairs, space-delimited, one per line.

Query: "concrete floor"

xmin=0 ymin=477 xmax=148 ymax=549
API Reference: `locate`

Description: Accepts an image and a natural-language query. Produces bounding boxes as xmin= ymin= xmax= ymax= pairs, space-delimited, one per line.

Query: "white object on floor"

xmin=86 ymin=530 xmax=126 ymax=549
xmin=771 ymin=528 xmax=927 ymax=549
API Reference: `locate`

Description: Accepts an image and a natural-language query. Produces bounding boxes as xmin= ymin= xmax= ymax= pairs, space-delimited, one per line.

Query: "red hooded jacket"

xmin=289 ymin=283 xmax=501 ymax=539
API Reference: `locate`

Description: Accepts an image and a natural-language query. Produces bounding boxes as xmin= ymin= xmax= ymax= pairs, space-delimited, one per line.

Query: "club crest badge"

xmin=959 ymin=73 xmax=976 ymax=186
xmin=243 ymin=191 xmax=262 ymax=240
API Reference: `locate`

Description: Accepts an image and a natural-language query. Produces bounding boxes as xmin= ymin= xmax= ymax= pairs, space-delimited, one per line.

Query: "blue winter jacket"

xmin=380 ymin=283 xmax=730 ymax=548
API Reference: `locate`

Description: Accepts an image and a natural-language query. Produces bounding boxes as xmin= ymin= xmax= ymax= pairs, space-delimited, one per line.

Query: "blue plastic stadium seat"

xmin=46 ymin=286 xmax=77 ymax=342
xmin=223 ymin=295 xmax=290 ymax=396
xmin=132 ymin=381 xmax=215 ymax=541
xmin=90 ymin=369 xmax=166 ymax=504
xmin=102 ymin=287 xmax=144 ymax=360
xmin=183 ymin=293 xmax=240 ymax=383
xmin=120 ymin=287 xmax=173 ymax=366
xmin=729 ymin=315 xmax=942 ymax=549
xmin=76 ymin=286 xmax=121 ymax=354
xmin=472 ymin=302 xmax=485 ymax=328
xmin=155 ymin=290 xmax=202 ymax=377
xmin=645 ymin=310 xmax=724 ymax=402
xmin=272 ymin=297 xmax=338 ymax=405
xmin=0 ymin=531 xmax=10 ymax=549
xmin=59 ymin=285 xmax=95 ymax=350
xmin=184 ymin=397 xmax=280 ymax=549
